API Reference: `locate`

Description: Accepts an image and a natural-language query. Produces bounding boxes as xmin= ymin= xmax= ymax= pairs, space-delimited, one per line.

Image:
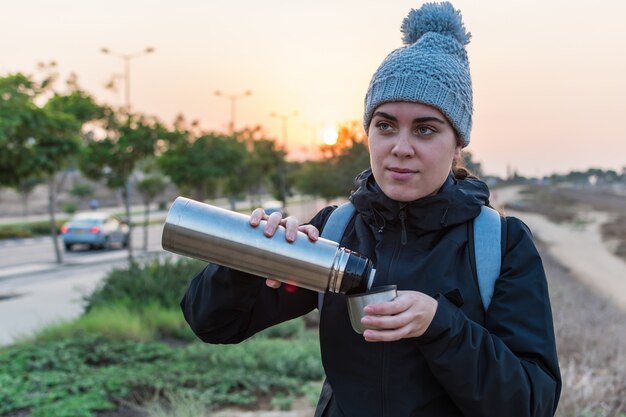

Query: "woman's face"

xmin=367 ymin=102 xmax=461 ymax=202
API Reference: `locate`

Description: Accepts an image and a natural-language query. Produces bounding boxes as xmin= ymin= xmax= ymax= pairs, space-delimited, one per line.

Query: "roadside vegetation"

xmin=0 ymin=257 xmax=324 ymax=417
xmin=507 ymin=184 xmax=626 ymax=262
xmin=0 ymin=219 xmax=66 ymax=239
xmin=0 ymin=213 xmax=166 ymax=240
xmin=1 ymin=250 xmax=625 ymax=416
xmin=542 ymin=246 xmax=626 ymax=417
xmin=502 ymin=183 xmax=626 ymax=416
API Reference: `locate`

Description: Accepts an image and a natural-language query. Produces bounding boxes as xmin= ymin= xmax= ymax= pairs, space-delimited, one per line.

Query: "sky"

xmin=2 ymin=0 xmax=625 ymax=177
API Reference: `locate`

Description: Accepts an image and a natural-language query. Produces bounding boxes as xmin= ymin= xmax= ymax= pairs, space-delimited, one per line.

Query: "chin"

xmin=381 ymin=186 xmax=425 ymax=202
xmin=380 ymin=182 xmax=441 ymax=202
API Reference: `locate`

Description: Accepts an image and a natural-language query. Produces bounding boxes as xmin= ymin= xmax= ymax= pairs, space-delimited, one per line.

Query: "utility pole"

xmin=215 ymin=90 xmax=252 ymax=134
xmin=100 ymin=46 xmax=155 ymax=261
xmin=100 ymin=47 xmax=154 ymax=113
xmin=270 ymin=111 xmax=298 ymax=207
xmin=270 ymin=111 xmax=298 ymax=154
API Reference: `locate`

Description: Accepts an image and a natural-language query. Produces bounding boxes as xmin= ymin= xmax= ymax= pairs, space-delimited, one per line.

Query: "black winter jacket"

xmin=181 ymin=170 xmax=562 ymax=417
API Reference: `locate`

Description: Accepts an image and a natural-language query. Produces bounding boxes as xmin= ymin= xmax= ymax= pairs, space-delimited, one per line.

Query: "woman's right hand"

xmin=249 ymin=207 xmax=320 ymax=289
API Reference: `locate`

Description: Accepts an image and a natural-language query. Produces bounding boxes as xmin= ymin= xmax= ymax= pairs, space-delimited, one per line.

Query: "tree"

xmin=79 ymin=113 xmax=166 ymax=261
xmin=0 ymin=73 xmax=103 ymax=263
xmin=16 ymin=176 xmax=44 ymax=216
xmin=223 ymin=126 xmax=276 ymax=209
xmin=243 ymin=136 xmax=286 ymax=208
xmin=136 ymin=171 xmax=167 ymax=250
xmin=0 ymin=74 xmax=45 ymax=189
xmin=291 ymin=160 xmax=340 ymax=201
xmin=461 ymin=150 xmax=484 ymax=178
xmin=294 ymin=121 xmax=370 ymax=201
xmin=42 ymin=89 xmax=104 ymax=262
xmin=158 ymin=131 xmax=247 ymax=203
xmin=69 ymin=182 xmax=94 ymax=209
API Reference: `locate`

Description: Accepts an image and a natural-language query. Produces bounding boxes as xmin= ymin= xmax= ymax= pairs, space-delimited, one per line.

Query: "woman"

xmin=181 ymin=2 xmax=561 ymax=416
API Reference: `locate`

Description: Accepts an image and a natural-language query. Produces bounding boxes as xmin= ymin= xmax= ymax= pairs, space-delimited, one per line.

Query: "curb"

xmin=0 ymin=249 xmax=165 ymax=282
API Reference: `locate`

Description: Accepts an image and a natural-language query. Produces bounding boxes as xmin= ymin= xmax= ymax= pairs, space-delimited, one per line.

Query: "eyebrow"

xmin=372 ymin=111 xmax=447 ymax=125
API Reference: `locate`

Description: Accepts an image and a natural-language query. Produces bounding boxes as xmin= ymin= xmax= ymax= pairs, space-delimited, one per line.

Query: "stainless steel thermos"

xmin=161 ymin=196 xmax=375 ymax=294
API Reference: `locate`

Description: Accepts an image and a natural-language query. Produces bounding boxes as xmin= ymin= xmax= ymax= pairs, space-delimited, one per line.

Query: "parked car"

xmin=262 ymin=200 xmax=287 ymax=218
xmin=60 ymin=212 xmax=129 ymax=251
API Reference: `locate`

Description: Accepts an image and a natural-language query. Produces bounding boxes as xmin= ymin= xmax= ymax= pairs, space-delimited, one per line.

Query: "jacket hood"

xmin=349 ymin=168 xmax=489 ymax=232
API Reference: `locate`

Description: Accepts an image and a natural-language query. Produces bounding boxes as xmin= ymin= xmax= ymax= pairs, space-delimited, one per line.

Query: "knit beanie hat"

xmin=363 ymin=2 xmax=473 ymax=146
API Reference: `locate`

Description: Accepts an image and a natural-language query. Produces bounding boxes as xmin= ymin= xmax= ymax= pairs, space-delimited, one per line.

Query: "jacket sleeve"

xmin=416 ymin=216 xmax=561 ymax=417
xmin=180 ymin=208 xmax=333 ymax=344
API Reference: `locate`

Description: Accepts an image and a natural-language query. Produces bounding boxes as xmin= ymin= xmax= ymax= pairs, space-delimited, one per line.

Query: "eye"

xmin=376 ymin=121 xmax=394 ymax=132
xmin=415 ymin=126 xmax=436 ymax=136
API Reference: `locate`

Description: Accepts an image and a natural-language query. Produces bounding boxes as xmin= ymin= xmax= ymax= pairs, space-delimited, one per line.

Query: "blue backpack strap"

xmin=472 ymin=205 xmax=502 ymax=310
xmin=318 ymin=202 xmax=356 ymax=311
xmin=317 ymin=202 xmax=502 ymax=312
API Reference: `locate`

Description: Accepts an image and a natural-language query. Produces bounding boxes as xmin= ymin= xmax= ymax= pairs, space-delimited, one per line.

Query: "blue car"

xmin=61 ymin=212 xmax=129 ymax=251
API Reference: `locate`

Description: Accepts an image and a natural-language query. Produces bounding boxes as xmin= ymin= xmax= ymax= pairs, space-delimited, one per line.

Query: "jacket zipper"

xmin=381 ymin=225 xmax=403 ymax=416
xmin=381 ymin=343 xmax=389 ymax=417
xmin=399 ymin=208 xmax=407 ymax=245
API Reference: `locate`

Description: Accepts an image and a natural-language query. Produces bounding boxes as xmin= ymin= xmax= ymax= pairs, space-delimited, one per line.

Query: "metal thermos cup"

xmin=161 ymin=196 xmax=375 ymax=294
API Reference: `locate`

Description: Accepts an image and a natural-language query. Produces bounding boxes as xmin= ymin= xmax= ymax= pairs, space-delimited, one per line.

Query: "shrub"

xmin=84 ymin=257 xmax=206 ymax=312
xmin=0 ymin=333 xmax=323 ymax=417
xmin=63 ymin=201 xmax=77 ymax=214
xmin=31 ymin=303 xmax=197 ymax=344
xmin=32 ymin=305 xmax=154 ymax=342
xmin=0 ymin=220 xmax=65 ymax=239
xmin=257 ymin=317 xmax=305 ymax=339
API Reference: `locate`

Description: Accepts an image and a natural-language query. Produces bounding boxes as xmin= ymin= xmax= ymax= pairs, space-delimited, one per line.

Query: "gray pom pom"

xmin=401 ymin=2 xmax=471 ymax=46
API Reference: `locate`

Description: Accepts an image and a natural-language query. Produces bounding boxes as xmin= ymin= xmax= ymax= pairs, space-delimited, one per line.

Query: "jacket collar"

xmin=349 ymin=169 xmax=490 ymax=232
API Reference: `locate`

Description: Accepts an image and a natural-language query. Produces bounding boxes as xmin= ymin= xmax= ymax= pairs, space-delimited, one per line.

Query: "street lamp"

xmin=270 ymin=111 xmax=298 ymax=153
xmin=214 ymin=90 xmax=252 ymax=134
xmin=100 ymin=46 xmax=155 ymax=112
xmin=99 ymin=46 xmax=154 ymax=262
xmin=270 ymin=111 xmax=298 ymax=207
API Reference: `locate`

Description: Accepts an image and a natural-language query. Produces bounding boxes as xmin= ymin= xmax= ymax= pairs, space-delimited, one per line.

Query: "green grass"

xmin=29 ymin=304 xmax=191 ymax=343
xmin=141 ymin=393 xmax=210 ymax=417
xmin=0 ymin=328 xmax=323 ymax=417
xmin=33 ymin=306 xmax=150 ymax=342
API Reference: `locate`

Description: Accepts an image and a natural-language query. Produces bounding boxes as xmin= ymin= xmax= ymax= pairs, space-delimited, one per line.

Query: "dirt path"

xmin=493 ymin=186 xmax=626 ymax=312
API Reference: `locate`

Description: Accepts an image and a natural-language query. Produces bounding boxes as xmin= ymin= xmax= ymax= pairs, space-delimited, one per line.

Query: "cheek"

xmin=367 ymin=139 xmax=383 ymax=162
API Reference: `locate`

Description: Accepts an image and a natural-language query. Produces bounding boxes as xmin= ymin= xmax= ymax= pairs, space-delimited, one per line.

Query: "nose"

xmin=391 ymin=132 xmax=415 ymax=158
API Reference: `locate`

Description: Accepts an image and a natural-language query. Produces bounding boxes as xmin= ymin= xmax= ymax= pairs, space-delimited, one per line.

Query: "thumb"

xmin=265 ymin=278 xmax=282 ymax=289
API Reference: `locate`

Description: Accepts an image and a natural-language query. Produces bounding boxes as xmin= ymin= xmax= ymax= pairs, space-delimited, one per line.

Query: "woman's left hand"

xmin=249 ymin=208 xmax=319 ymax=289
xmin=360 ymin=290 xmax=438 ymax=342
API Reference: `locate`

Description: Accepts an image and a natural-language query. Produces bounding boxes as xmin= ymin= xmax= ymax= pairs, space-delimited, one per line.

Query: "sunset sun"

xmin=322 ymin=127 xmax=338 ymax=146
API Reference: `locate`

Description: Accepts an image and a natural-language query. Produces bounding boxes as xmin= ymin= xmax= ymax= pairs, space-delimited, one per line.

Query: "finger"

xmin=361 ymin=309 xmax=410 ymax=331
xmin=298 ymin=224 xmax=319 ymax=241
xmin=283 ymin=216 xmax=299 ymax=242
xmin=265 ymin=278 xmax=282 ymax=289
xmin=362 ymin=299 xmax=404 ymax=316
xmin=263 ymin=212 xmax=285 ymax=237
xmin=362 ymin=327 xmax=407 ymax=343
xmin=250 ymin=208 xmax=266 ymax=227
xmin=362 ymin=291 xmax=411 ymax=315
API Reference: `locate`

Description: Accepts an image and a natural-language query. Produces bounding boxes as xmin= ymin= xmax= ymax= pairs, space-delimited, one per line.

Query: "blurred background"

xmin=1 ymin=1 xmax=624 ymax=417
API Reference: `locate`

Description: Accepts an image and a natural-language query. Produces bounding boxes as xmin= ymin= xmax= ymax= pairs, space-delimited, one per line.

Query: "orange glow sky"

xmin=2 ymin=0 xmax=625 ymax=177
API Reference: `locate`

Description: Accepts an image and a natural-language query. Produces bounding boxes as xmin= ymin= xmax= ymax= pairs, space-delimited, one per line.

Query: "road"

xmin=0 ymin=198 xmax=336 ymax=345
xmin=0 ymin=259 xmax=138 ymax=345
xmin=0 ymin=223 xmax=165 ymax=273
xmin=0 ymin=223 xmax=167 ymax=346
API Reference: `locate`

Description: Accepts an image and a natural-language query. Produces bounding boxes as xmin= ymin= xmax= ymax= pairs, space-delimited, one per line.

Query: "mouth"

xmin=387 ymin=167 xmax=418 ymax=181
xmin=388 ymin=167 xmax=417 ymax=174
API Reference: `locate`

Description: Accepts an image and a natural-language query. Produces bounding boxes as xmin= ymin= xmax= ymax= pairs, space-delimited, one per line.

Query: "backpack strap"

xmin=317 ymin=202 xmax=503 ymax=312
xmin=318 ymin=202 xmax=356 ymax=311
xmin=472 ymin=206 xmax=502 ymax=310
